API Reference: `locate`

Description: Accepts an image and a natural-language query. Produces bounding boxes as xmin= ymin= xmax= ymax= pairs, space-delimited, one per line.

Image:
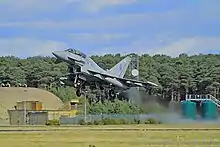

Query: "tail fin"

xmin=107 ymin=55 xmax=132 ymax=78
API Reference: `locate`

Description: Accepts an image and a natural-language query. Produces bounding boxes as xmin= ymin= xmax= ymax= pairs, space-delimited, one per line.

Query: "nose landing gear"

xmin=108 ymin=89 xmax=116 ymax=99
xmin=76 ymin=88 xmax=82 ymax=97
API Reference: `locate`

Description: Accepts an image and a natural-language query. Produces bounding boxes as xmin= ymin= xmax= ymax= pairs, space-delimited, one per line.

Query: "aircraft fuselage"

xmin=52 ymin=49 xmax=129 ymax=98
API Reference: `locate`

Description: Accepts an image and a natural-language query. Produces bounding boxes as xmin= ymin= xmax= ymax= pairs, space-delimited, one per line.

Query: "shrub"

xmin=76 ymin=118 xmax=160 ymax=125
xmin=45 ymin=119 xmax=60 ymax=126
xmin=158 ymin=120 xmax=162 ymax=124
xmin=102 ymin=118 xmax=115 ymax=125
xmin=113 ymin=119 xmax=121 ymax=125
xmin=86 ymin=121 xmax=93 ymax=125
xmin=101 ymin=118 xmax=127 ymax=125
xmin=144 ymin=118 xmax=161 ymax=124
xmin=78 ymin=119 xmax=86 ymax=125
xmin=93 ymin=120 xmax=102 ymax=125
xmin=134 ymin=118 xmax=141 ymax=124
xmin=118 ymin=119 xmax=127 ymax=124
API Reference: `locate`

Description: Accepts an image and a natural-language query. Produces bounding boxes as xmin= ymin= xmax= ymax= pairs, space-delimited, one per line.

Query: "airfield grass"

xmin=1 ymin=125 xmax=220 ymax=147
xmin=1 ymin=124 xmax=220 ymax=130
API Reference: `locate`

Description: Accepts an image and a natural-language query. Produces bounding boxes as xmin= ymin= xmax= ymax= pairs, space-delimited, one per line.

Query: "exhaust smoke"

xmin=124 ymin=87 xmax=220 ymax=124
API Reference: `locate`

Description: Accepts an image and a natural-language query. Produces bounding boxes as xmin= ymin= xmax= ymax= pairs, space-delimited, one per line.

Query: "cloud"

xmin=0 ymin=38 xmax=68 ymax=57
xmin=91 ymin=36 xmax=220 ymax=57
xmin=0 ymin=0 xmax=64 ymax=13
xmin=1 ymin=4 xmax=219 ymax=31
xmin=75 ymin=0 xmax=137 ymax=12
xmin=0 ymin=0 xmax=219 ymax=57
xmin=0 ymin=0 xmax=137 ymax=14
xmin=150 ymin=37 xmax=220 ymax=56
xmin=0 ymin=13 xmax=145 ymax=29
xmin=68 ymin=33 xmax=131 ymax=44
xmin=0 ymin=36 xmax=219 ymax=58
xmin=120 ymin=37 xmax=220 ymax=57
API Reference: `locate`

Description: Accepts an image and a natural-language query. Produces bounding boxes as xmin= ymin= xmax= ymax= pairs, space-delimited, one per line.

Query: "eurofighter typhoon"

xmin=52 ymin=48 xmax=158 ymax=99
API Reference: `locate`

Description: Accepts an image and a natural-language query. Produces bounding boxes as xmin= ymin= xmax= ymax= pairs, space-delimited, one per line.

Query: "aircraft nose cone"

xmin=52 ymin=51 xmax=59 ymax=57
xmin=52 ymin=51 xmax=64 ymax=59
xmin=52 ymin=51 xmax=68 ymax=62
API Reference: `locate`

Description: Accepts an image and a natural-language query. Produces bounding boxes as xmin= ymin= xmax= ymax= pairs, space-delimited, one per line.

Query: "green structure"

xmin=201 ymin=100 xmax=217 ymax=120
xmin=181 ymin=101 xmax=197 ymax=119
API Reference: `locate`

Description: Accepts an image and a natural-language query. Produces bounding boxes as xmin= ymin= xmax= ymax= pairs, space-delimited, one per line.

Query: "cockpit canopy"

xmin=65 ymin=48 xmax=87 ymax=58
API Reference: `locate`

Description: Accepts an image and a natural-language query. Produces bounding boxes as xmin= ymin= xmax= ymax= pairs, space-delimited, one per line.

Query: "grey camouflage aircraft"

xmin=52 ymin=48 xmax=158 ymax=98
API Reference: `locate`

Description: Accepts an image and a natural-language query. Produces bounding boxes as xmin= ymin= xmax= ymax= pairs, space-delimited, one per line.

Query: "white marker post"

xmin=84 ymin=94 xmax=87 ymax=123
xmin=24 ymin=101 xmax=26 ymax=125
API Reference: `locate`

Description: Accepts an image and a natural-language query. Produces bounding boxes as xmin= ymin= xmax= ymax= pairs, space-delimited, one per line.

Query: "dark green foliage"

xmin=1 ymin=54 xmax=220 ymax=99
xmin=77 ymin=117 xmax=161 ymax=125
xmin=144 ymin=118 xmax=161 ymax=124
xmin=93 ymin=120 xmax=102 ymax=125
xmin=102 ymin=118 xmax=119 ymax=125
xmin=49 ymin=86 xmax=77 ymax=102
xmin=1 ymin=53 xmax=220 ymax=115
xmin=88 ymin=99 xmax=146 ymax=114
xmin=118 ymin=119 xmax=127 ymax=124
xmin=45 ymin=119 xmax=60 ymax=126
xmin=78 ymin=119 xmax=86 ymax=125
xmin=0 ymin=56 xmax=67 ymax=87
xmin=86 ymin=121 xmax=93 ymax=125
xmin=133 ymin=118 xmax=140 ymax=124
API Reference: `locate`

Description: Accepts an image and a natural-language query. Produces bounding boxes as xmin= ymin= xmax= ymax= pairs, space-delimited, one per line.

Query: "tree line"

xmin=1 ymin=53 xmax=220 ymax=101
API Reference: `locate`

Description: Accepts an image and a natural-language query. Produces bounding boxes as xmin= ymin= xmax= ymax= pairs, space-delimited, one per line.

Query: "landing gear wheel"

xmin=108 ymin=89 xmax=116 ymax=99
xmin=76 ymin=89 xmax=82 ymax=97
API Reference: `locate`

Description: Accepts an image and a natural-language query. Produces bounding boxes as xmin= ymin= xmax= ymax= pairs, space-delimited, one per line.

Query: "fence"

xmin=60 ymin=113 xmax=208 ymax=125
xmin=60 ymin=114 xmax=167 ymax=125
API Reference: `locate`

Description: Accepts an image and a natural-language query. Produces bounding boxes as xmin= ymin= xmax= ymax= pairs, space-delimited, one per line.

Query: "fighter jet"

xmin=52 ymin=48 xmax=158 ymax=98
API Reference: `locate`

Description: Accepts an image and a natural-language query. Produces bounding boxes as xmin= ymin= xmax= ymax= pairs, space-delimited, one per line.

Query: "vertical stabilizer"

xmin=107 ymin=56 xmax=132 ymax=78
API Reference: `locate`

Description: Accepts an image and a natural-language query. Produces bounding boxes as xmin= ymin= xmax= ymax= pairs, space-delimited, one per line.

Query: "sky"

xmin=0 ymin=0 xmax=220 ymax=58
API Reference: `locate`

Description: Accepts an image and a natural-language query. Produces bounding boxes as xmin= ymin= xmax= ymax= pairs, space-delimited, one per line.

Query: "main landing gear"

xmin=103 ymin=88 xmax=117 ymax=101
xmin=73 ymin=76 xmax=117 ymax=99
xmin=73 ymin=75 xmax=83 ymax=97
xmin=108 ymin=89 xmax=116 ymax=99
xmin=76 ymin=88 xmax=82 ymax=97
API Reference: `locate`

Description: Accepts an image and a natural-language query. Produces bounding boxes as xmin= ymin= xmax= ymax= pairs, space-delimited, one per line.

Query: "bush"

xmin=93 ymin=120 xmax=102 ymax=125
xmin=78 ymin=119 xmax=86 ymax=125
xmin=102 ymin=118 xmax=115 ymax=125
xmin=86 ymin=121 xmax=93 ymax=125
xmin=117 ymin=119 xmax=127 ymax=124
xmin=158 ymin=120 xmax=162 ymax=124
xmin=46 ymin=119 xmax=60 ymax=126
xmin=134 ymin=118 xmax=141 ymax=124
xmin=113 ymin=119 xmax=121 ymax=125
xmin=76 ymin=118 xmax=162 ymax=125
xmin=99 ymin=118 xmax=126 ymax=125
xmin=144 ymin=118 xmax=162 ymax=124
